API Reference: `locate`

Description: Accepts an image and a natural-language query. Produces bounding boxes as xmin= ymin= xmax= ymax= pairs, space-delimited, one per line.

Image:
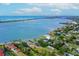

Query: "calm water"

xmin=0 ymin=17 xmax=70 ymax=43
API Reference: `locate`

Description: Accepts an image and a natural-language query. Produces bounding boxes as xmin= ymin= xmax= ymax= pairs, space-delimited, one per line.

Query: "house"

xmin=0 ymin=49 xmax=4 ymax=56
xmin=5 ymin=44 xmax=26 ymax=56
xmin=5 ymin=44 xmax=20 ymax=53
xmin=44 ymin=35 xmax=51 ymax=40
xmin=29 ymin=40 xmax=40 ymax=47
xmin=43 ymin=35 xmax=51 ymax=42
xmin=27 ymin=41 xmax=40 ymax=48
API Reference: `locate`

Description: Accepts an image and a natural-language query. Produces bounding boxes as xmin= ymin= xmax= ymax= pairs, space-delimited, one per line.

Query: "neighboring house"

xmin=43 ymin=35 xmax=51 ymax=42
xmin=0 ymin=49 xmax=4 ymax=56
xmin=29 ymin=40 xmax=40 ymax=47
xmin=27 ymin=41 xmax=40 ymax=49
xmin=44 ymin=35 xmax=51 ymax=40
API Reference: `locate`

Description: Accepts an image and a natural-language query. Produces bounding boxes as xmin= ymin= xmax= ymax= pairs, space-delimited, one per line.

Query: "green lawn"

xmin=0 ymin=45 xmax=4 ymax=49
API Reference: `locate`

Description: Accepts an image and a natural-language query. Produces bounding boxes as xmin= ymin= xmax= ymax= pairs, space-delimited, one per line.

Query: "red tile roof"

xmin=7 ymin=44 xmax=17 ymax=49
xmin=0 ymin=49 xmax=4 ymax=56
xmin=6 ymin=44 xmax=21 ymax=52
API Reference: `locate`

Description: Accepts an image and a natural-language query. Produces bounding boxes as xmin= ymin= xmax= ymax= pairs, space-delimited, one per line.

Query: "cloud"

xmin=29 ymin=3 xmax=79 ymax=10
xmin=51 ymin=9 xmax=62 ymax=15
xmin=51 ymin=9 xmax=61 ymax=12
xmin=12 ymin=3 xmax=79 ymax=16
xmin=14 ymin=7 xmax=42 ymax=14
xmin=49 ymin=4 xmax=72 ymax=8
xmin=50 ymin=4 xmax=79 ymax=10
xmin=28 ymin=3 xmax=79 ymax=16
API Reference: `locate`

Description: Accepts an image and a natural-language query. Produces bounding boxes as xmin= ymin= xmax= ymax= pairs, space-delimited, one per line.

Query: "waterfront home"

xmin=44 ymin=35 xmax=51 ymax=40
xmin=43 ymin=35 xmax=51 ymax=42
xmin=5 ymin=44 xmax=20 ymax=53
xmin=27 ymin=41 xmax=36 ymax=48
xmin=29 ymin=40 xmax=41 ymax=46
xmin=27 ymin=41 xmax=40 ymax=49
xmin=5 ymin=44 xmax=26 ymax=56
xmin=28 ymin=40 xmax=40 ymax=47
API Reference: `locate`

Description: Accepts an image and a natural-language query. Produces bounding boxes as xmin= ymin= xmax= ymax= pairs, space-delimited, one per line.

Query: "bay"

xmin=0 ymin=17 xmax=70 ymax=43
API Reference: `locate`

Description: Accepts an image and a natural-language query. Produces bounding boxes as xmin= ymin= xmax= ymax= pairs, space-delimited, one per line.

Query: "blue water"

xmin=0 ymin=16 xmax=70 ymax=43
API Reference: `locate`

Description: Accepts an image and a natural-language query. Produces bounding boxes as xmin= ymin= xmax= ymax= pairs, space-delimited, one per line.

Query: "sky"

xmin=0 ymin=3 xmax=79 ymax=16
